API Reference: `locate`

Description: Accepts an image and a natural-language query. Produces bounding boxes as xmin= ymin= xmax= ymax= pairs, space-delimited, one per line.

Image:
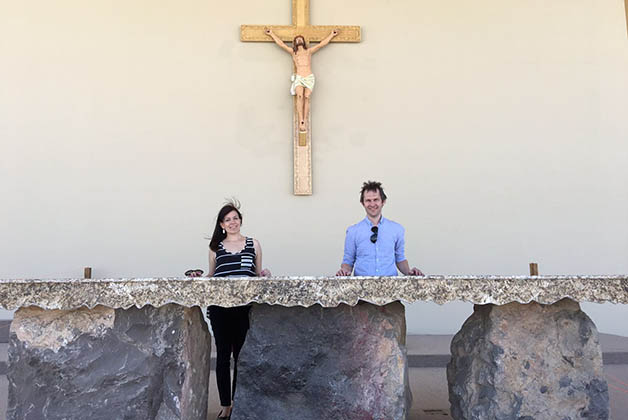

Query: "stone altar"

xmin=0 ymin=275 xmax=626 ymax=420
xmin=7 ymin=304 xmax=211 ymax=420
xmin=233 ymin=302 xmax=411 ymax=420
xmin=448 ymin=299 xmax=609 ymax=419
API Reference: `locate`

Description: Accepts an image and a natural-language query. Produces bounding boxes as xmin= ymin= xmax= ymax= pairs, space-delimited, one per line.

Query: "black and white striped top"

xmin=213 ymin=237 xmax=257 ymax=277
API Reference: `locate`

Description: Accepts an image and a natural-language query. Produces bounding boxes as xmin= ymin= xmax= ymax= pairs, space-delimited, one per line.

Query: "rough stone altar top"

xmin=0 ymin=276 xmax=626 ymax=310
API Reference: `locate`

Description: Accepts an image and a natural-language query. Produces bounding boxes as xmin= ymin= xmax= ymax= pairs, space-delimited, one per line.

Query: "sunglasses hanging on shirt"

xmin=370 ymin=226 xmax=378 ymax=243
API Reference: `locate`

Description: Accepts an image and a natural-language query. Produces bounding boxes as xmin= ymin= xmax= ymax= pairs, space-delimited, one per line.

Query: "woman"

xmin=202 ymin=201 xmax=270 ymax=419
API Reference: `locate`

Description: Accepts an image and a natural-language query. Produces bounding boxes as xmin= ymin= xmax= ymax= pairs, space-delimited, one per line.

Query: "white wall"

xmin=1 ymin=0 xmax=627 ymax=334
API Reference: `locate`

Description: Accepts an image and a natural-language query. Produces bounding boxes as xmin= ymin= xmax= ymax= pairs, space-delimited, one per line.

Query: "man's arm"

xmin=309 ymin=29 xmax=338 ymax=54
xmin=337 ymin=263 xmax=353 ymax=276
xmin=395 ymin=226 xmax=424 ymax=276
xmin=396 ymin=260 xmax=424 ymax=276
xmin=336 ymin=226 xmax=355 ymax=276
xmin=265 ymin=28 xmax=293 ymax=54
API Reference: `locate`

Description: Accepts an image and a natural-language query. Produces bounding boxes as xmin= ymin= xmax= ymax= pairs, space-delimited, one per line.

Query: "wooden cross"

xmin=241 ymin=0 xmax=361 ymax=195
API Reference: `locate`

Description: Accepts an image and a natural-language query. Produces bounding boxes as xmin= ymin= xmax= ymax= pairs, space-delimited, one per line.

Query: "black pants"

xmin=208 ymin=305 xmax=250 ymax=407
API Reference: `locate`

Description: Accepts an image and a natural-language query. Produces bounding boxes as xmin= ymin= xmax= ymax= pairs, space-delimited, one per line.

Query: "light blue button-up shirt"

xmin=342 ymin=216 xmax=406 ymax=276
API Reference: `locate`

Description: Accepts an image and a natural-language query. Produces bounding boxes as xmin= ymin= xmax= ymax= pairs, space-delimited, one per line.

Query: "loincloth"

xmin=290 ymin=73 xmax=316 ymax=95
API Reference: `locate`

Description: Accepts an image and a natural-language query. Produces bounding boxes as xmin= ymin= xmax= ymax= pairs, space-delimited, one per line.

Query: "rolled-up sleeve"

xmin=342 ymin=227 xmax=356 ymax=267
xmin=395 ymin=227 xmax=406 ymax=262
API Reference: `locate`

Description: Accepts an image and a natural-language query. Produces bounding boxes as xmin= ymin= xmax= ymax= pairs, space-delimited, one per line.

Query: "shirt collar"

xmin=363 ymin=216 xmax=386 ymax=227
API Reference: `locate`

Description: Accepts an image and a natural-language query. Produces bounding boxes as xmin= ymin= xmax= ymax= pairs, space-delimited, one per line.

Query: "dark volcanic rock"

xmin=7 ymin=304 xmax=211 ymax=420
xmin=447 ymin=298 xmax=609 ymax=420
xmin=232 ymin=302 xmax=411 ymax=420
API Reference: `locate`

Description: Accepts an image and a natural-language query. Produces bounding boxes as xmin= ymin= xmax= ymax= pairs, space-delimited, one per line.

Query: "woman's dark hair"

xmin=360 ymin=180 xmax=387 ymax=203
xmin=293 ymin=35 xmax=307 ymax=54
xmin=209 ymin=202 xmax=243 ymax=252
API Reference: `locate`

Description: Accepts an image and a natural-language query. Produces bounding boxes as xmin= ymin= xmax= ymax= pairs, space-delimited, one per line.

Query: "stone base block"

xmin=447 ymin=298 xmax=609 ymax=420
xmin=232 ymin=301 xmax=411 ymax=420
xmin=7 ymin=304 xmax=211 ymax=420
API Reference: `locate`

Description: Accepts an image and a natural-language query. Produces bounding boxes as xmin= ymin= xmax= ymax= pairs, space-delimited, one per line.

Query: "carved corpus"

xmin=240 ymin=0 xmax=361 ymax=195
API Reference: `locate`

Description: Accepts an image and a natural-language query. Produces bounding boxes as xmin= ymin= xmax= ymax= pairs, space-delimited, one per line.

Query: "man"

xmin=265 ymin=28 xmax=338 ymax=132
xmin=336 ymin=181 xmax=424 ymax=276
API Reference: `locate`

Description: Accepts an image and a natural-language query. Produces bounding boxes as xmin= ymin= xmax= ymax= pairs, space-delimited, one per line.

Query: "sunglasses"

xmin=184 ymin=269 xmax=204 ymax=277
xmin=370 ymin=226 xmax=378 ymax=243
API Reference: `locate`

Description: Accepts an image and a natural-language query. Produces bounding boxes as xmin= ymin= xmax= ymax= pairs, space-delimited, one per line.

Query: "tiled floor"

xmin=204 ymin=364 xmax=628 ymax=420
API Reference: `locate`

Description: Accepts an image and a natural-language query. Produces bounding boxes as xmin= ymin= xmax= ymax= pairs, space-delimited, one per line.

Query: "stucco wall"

xmin=1 ymin=0 xmax=627 ymax=333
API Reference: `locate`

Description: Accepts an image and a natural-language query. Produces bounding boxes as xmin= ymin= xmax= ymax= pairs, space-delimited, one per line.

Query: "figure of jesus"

xmin=265 ymin=28 xmax=338 ymax=133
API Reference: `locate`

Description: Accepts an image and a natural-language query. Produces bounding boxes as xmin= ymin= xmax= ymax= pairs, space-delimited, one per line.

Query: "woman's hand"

xmin=260 ymin=268 xmax=271 ymax=277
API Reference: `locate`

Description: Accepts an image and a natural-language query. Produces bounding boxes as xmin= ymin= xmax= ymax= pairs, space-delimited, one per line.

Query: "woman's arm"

xmin=309 ymin=29 xmax=338 ymax=54
xmin=265 ymin=28 xmax=293 ymax=54
xmin=253 ymin=239 xmax=271 ymax=276
xmin=207 ymin=249 xmax=217 ymax=276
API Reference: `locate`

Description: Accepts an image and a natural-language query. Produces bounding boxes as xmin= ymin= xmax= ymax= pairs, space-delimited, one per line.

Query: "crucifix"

xmin=241 ymin=0 xmax=361 ymax=195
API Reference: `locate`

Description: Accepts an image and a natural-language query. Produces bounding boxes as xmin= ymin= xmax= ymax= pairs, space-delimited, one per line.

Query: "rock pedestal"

xmin=7 ymin=304 xmax=211 ymax=420
xmin=447 ymin=298 xmax=609 ymax=420
xmin=232 ymin=302 xmax=412 ymax=420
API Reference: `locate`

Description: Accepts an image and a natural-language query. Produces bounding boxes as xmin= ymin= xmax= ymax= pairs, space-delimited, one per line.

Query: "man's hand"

xmin=332 ymin=29 xmax=339 ymax=36
xmin=408 ymin=267 xmax=424 ymax=276
xmin=260 ymin=268 xmax=271 ymax=277
xmin=336 ymin=268 xmax=352 ymax=276
xmin=265 ymin=27 xmax=272 ymax=35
